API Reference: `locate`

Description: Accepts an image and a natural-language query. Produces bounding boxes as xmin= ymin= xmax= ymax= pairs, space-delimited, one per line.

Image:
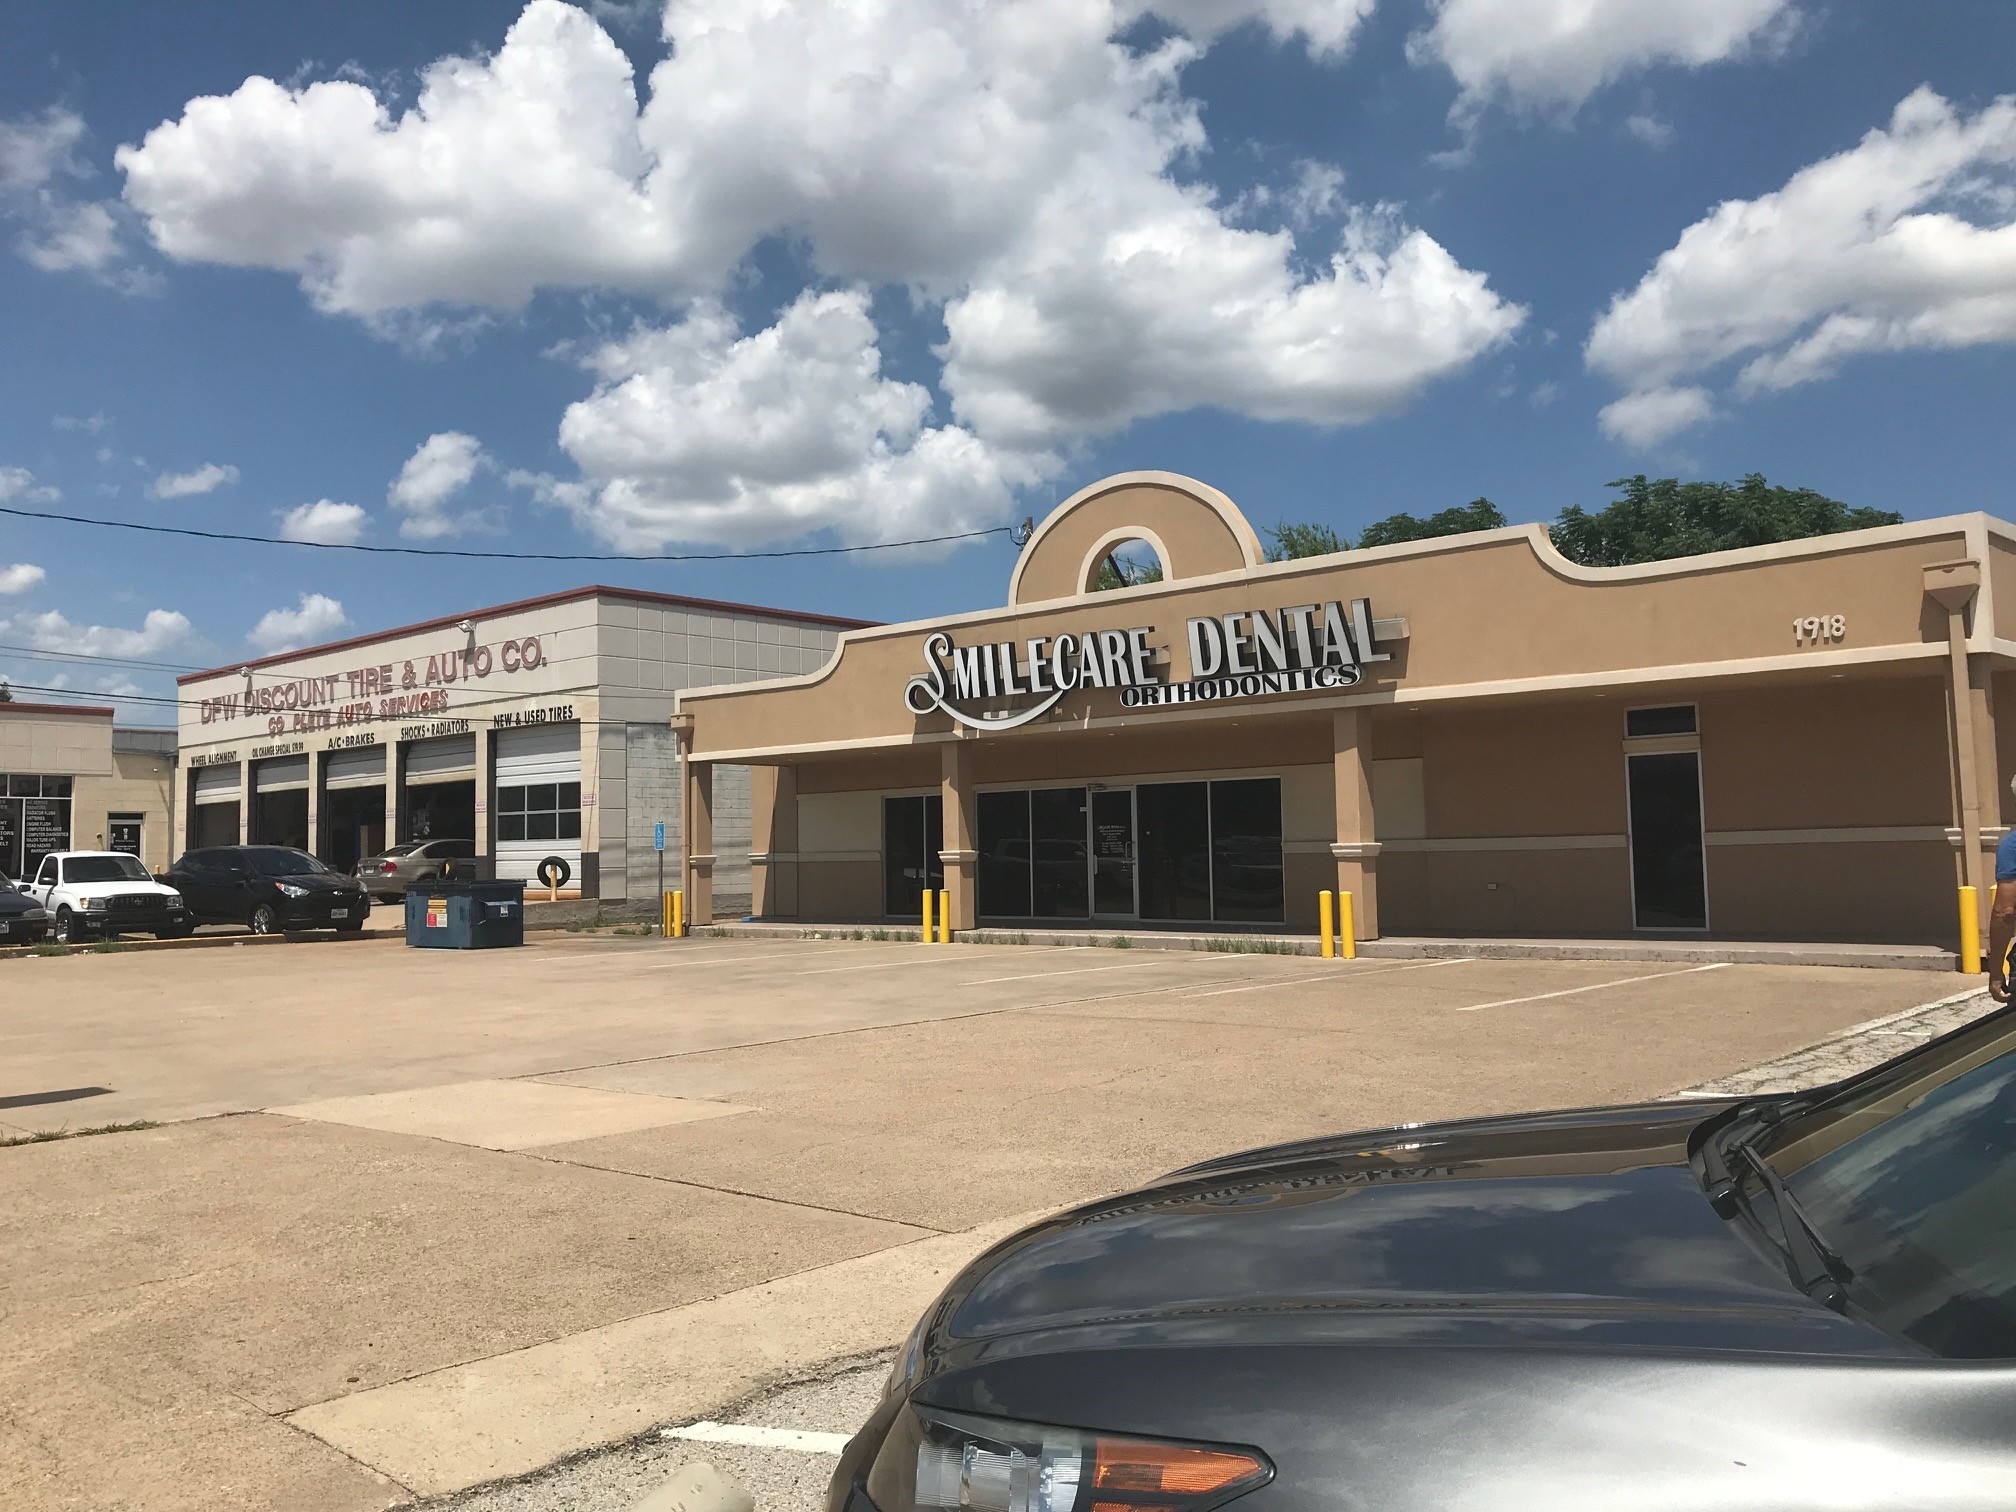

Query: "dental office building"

xmin=173 ymin=587 xmax=868 ymax=908
xmin=667 ymin=471 xmax=2016 ymax=948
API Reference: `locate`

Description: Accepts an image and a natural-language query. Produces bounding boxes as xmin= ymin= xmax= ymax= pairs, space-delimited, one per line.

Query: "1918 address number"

xmin=1794 ymin=614 xmax=1846 ymax=645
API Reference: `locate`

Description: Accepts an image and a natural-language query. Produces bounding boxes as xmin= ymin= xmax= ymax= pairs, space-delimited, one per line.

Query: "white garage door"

xmin=406 ymin=734 xmax=476 ymax=786
xmin=494 ymin=724 xmax=582 ymax=890
xmin=324 ymin=744 xmax=386 ymax=789
xmin=253 ymin=754 xmax=310 ymax=793
xmin=192 ymin=764 xmax=242 ymax=804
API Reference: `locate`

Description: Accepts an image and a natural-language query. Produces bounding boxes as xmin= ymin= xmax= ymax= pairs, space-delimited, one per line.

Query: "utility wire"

xmin=0 ymin=504 xmax=1013 ymax=561
xmin=0 ymin=642 xmax=207 ymax=675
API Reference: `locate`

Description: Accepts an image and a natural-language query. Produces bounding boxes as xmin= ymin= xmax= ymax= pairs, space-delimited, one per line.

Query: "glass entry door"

xmin=1091 ymin=788 xmax=1137 ymax=917
xmin=1627 ymin=751 xmax=1707 ymax=930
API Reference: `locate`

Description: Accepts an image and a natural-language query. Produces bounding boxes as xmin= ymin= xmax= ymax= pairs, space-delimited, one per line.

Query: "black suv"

xmin=165 ymin=846 xmax=372 ymax=934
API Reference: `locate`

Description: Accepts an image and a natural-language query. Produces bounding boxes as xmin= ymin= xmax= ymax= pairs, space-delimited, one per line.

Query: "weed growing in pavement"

xmin=1111 ymin=936 xmax=1132 ymax=949
xmin=30 ymin=943 xmax=71 ymax=957
xmin=1 ymin=1120 xmax=159 ymax=1148
xmin=1199 ymin=936 xmax=1303 ymax=955
xmin=91 ymin=942 xmax=135 ymax=954
xmin=870 ymin=928 xmax=890 ymax=941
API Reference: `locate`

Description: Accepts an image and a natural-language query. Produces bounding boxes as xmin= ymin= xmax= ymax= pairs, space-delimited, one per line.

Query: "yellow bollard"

xmin=1319 ymin=890 xmax=1336 ymax=959
xmin=662 ymin=890 xmax=673 ymax=938
xmin=1959 ymin=885 xmax=1981 ymax=974
xmin=671 ymin=889 xmax=685 ymax=939
xmin=1338 ymin=890 xmax=1357 ymax=961
xmin=938 ymin=890 xmax=952 ymax=944
xmin=921 ymin=888 xmax=935 ymax=943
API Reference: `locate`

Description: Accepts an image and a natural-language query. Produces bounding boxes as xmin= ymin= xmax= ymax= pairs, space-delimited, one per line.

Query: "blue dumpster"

xmin=405 ymin=879 xmax=525 ymax=949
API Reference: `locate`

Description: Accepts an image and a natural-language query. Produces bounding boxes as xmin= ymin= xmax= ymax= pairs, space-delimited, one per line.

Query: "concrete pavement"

xmin=0 ymin=935 xmax=1987 ymax=1511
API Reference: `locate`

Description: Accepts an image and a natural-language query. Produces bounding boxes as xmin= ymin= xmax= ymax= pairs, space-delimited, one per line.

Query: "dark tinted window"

xmin=882 ymin=795 xmax=943 ymax=917
xmin=249 ymin=848 xmax=332 ymax=877
xmin=1138 ymin=781 xmax=1210 ymax=921
xmin=978 ymin=791 xmax=1032 ymax=917
xmin=1626 ymin=705 xmax=1697 ymax=737
xmin=65 ymin=855 xmax=151 ymax=884
xmin=433 ymin=840 xmax=476 ymax=859
xmin=1778 ymin=1015 xmax=2016 ymax=1359
xmin=1030 ymin=787 xmax=1089 ymax=919
xmin=1210 ymin=778 xmax=1284 ymax=923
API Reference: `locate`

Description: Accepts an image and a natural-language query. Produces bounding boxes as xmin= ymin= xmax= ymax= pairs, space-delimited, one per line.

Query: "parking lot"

xmin=0 ymin=934 xmax=1982 ymax=1512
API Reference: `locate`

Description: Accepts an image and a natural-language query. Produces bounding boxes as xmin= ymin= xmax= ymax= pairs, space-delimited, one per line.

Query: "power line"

xmin=0 ymin=504 xmax=1013 ymax=561
xmin=0 ymin=642 xmax=206 ymax=674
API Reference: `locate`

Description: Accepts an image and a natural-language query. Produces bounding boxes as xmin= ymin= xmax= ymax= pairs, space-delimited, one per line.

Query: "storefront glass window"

xmin=977 ymin=791 xmax=1031 ymax=916
xmin=883 ymin=794 xmax=944 ymax=917
xmin=1 ymin=776 xmax=74 ymax=880
xmin=1137 ymin=781 xmax=1211 ymax=922
xmin=1209 ymin=778 xmax=1285 ymax=922
xmin=1030 ymin=787 xmax=1090 ymax=918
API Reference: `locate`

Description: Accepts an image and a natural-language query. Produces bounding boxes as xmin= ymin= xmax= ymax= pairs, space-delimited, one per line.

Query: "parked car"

xmin=353 ymin=838 xmax=477 ymax=901
xmin=832 ymin=1004 xmax=2016 ymax=1512
xmin=164 ymin=846 xmax=371 ymax=934
xmin=0 ymin=874 xmax=51 ymax=945
xmin=20 ymin=850 xmax=190 ymax=943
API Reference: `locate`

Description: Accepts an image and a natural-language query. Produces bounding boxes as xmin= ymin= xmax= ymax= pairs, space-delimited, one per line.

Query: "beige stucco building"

xmin=0 ymin=704 xmax=176 ymax=879
xmin=671 ymin=471 xmax=2016 ymax=948
xmin=174 ymin=586 xmax=866 ymax=908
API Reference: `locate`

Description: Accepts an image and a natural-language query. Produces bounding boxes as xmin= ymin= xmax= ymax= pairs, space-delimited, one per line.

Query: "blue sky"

xmin=2 ymin=0 xmax=2013 ymax=726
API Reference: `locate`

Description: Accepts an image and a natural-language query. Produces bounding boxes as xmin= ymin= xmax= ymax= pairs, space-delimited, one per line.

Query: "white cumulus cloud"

xmin=247 ymin=593 xmax=348 ymax=653
xmin=278 ymin=499 xmax=368 ymax=545
xmin=118 ymin=0 xmax=1523 ymax=547
xmin=388 ymin=431 xmax=486 ymax=539
xmin=541 ymin=288 xmax=1040 ymax=549
xmin=149 ymin=461 xmax=239 ymax=499
xmin=1133 ymin=0 xmax=1377 ymax=58
xmin=1588 ymin=88 xmax=2016 ymax=445
xmin=0 ymin=563 xmax=46 ymax=595
xmin=11 ymin=607 xmax=192 ymax=658
xmin=0 ymin=465 xmax=60 ymax=504
xmin=2 ymin=106 xmax=151 ymax=289
xmin=1596 ymin=385 xmax=1714 ymax=448
xmin=1411 ymin=0 xmax=1796 ymax=123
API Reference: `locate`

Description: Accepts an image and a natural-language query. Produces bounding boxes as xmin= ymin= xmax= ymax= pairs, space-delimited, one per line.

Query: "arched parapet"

xmin=1007 ymin=471 xmax=1268 ymax=606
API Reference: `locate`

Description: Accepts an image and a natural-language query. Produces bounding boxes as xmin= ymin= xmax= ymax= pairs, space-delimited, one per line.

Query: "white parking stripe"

xmin=1454 ymin=961 xmax=1730 ymax=1012
xmin=963 ymin=955 xmax=1250 ymax=985
xmin=795 ymin=954 xmax=971 ymax=975
xmin=1179 ymin=956 xmax=1474 ymax=998
xmin=661 ymin=1421 xmax=852 ymax=1454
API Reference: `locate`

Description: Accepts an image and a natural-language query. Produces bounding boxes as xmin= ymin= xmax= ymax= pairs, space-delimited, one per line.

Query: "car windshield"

xmin=249 ymin=849 xmax=333 ymax=877
xmin=1763 ymin=1009 xmax=2016 ymax=1359
xmin=66 ymin=855 xmax=152 ymax=884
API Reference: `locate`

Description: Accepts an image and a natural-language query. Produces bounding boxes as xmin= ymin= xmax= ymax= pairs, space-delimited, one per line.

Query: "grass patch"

xmin=611 ymin=924 xmax=653 ymax=938
xmin=1110 ymin=935 xmax=1132 ymax=949
xmin=870 ymin=928 xmax=891 ymax=942
xmin=30 ymin=942 xmax=72 ymax=958
xmin=1 ymin=1120 xmax=160 ymax=1149
xmin=89 ymin=941 xmax=136 ymax=954
xmin=1199 ymin=936 xmax=1304 ymax=955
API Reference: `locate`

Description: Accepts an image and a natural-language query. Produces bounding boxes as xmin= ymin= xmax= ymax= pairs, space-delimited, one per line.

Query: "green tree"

xmin=1262 ymin=520 xmax=1349 ymax=562
xmin=1356 ymin=497 xmax=1506 ymax=550
xmin=0 ymin=680 xmax=11 ymax=702
xmin=1550 ymin=474 xmax=1901 ymax=567
xmin=1093 ymin=545 xmax=1164 ymax=590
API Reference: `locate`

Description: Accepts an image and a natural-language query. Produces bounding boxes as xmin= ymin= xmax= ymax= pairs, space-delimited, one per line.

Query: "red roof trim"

xmin=176 ymin=583 xmax=879 ymax=685
xmin=0 ymin=702 xmax=116 ymax=718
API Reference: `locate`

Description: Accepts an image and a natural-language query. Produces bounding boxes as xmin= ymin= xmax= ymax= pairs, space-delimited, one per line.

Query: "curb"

xmin=0 ymin=927 xmax=401 ymax=962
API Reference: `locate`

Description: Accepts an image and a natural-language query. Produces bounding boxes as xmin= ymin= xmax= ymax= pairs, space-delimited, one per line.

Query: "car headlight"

xmin=277 ymin=882 xmax=310 ymax=898
xmin=866 ymin=1406 xmax=1269 ymax=1512
xmin=84 ymin=897 xmax=107 ymax=911
xmin=22 ymin=908 xmax=45 ymax=921
xmin=167 ymin=896 xmax=185 ymax=909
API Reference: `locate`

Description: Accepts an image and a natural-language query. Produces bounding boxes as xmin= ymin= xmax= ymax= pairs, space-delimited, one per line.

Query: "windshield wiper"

xmin=1702 ymin=1111 xmax=1852 ymax=1312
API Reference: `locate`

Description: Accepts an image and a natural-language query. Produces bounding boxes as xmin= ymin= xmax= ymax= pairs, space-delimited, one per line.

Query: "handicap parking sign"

xmin=654 ymin=821 xmax=666 ymax=852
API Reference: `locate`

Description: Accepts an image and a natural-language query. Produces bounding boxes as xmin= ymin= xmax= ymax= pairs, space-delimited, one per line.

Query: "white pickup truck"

xmin=21 ymin=850 xmax=192 ymax=944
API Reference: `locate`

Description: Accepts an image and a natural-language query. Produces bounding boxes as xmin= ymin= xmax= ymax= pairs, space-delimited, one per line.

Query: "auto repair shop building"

xmin=668 ymin=471 xmax=2016 ymax=947
xmin=173 ymin=587 xmax=868 ymax=907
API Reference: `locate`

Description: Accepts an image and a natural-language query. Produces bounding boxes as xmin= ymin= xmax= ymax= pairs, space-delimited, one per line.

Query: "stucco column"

xmin=1330 ymin=708 xmax=1381 ymax=941
xmin=472 ymin=724 xmax=492 ymax=874
xmin=685 ymin=758 xmax=715 ymax=926
xmin=751 ymin=764 xmax=799 ymax=918
xmin=237 ymin=762 xmax=250 ymax=845
xmin=306 ymin=748 xmax=323 ymax=859
xmin=384 ymin=741 xmax=402 ymax=852
xmin=940 ymin=739 xmax=977 ymax=932
xmin=1926 ymin=561 xmax=1986 ymax=910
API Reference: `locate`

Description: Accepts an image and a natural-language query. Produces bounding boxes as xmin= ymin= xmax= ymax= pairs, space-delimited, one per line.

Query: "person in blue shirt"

xmin=1990 ymin=786 xmax=2016 ymax=1002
